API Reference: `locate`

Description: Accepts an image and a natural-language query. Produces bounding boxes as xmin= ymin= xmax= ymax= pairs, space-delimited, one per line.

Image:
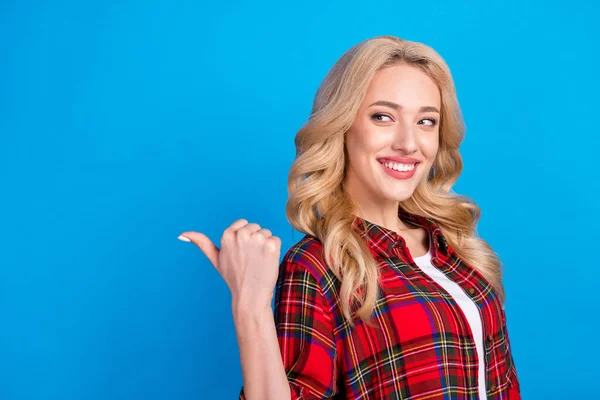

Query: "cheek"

xmin=344 ymin=133 xmax=360 ymax=164
xmin=418 ymin=133 xmax=440 ymax=159
xmin=346 ymin=126 xmax=385 ymax=160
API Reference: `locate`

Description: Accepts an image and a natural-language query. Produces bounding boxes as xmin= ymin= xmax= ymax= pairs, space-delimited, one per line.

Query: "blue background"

xmin=1 ymin=0 xmax=598 ymax=399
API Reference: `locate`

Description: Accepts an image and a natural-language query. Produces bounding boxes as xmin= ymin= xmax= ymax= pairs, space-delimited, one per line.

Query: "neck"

xmin=345 ymin=181 xmax=414 ymax=234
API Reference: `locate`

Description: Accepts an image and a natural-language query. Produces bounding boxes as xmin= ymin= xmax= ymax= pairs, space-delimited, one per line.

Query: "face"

xmin=344 ymin=63 xmax=441 ymax=207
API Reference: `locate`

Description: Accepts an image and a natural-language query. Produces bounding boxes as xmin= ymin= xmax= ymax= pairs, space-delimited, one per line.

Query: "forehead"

xmin=363 ymin=64 xmax=441 ymax=108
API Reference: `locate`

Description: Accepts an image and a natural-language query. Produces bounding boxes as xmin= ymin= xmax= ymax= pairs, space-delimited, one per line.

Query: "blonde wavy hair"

xmin=286 ymin=36 xmax=505 ymax=325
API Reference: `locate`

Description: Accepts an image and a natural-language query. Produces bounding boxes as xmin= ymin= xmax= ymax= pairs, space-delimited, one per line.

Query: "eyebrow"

xmin=368 ymin=100 xmax=440 ymax=114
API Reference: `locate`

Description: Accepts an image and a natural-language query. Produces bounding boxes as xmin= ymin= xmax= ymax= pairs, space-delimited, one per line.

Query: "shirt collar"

xmin=351 ymin=207 xmax=448 ymax=259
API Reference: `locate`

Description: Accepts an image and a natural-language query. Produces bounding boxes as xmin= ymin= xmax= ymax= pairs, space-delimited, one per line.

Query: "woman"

xmin=179 ymin=36 xmax=521 ymax=399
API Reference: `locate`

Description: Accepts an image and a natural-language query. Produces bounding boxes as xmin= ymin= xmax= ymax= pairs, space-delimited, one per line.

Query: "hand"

xmin=178 ymin=219 xmax=281 ymax=310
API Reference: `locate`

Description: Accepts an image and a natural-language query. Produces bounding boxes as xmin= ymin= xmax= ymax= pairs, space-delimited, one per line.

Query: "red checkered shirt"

xmin=239 ymin=209 xmax=521 ymax=399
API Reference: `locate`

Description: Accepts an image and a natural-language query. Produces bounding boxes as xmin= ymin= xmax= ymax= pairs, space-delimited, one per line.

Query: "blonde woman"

xmin=179 ymin=36 xmax=521 ymax=400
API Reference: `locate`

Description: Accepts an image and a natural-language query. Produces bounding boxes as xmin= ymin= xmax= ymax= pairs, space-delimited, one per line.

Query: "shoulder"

xmin=281 ymin=234 xmax=328 ymax=274
xmin=277 ymin=234 xmax=341 ymax=313
xmin=280 ymin=234 xmax=332 ymax=284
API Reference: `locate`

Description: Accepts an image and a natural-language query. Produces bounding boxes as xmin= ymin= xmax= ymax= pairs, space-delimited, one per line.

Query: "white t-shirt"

xmin=412 ymin=248 xmax=487 ymax=400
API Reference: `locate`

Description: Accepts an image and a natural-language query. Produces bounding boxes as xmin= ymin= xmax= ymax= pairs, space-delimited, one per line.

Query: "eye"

xmin=418 ymin=117 xmax=438 ymax=126
xmin=371 ymin=113 xmax=393 ymax=122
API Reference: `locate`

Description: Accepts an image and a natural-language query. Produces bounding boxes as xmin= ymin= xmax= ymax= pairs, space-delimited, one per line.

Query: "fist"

xmin=179 ymin=219 xmax=281 ymax=308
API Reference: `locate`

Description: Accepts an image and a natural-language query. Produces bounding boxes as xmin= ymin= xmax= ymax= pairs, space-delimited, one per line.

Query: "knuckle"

xmin=237 ymin=230 xmax=249 ymax=241
xmin=221 ymin=229 xmax=234 ymax=242
xmin=266 ymin=237 xmax=280 ymax=252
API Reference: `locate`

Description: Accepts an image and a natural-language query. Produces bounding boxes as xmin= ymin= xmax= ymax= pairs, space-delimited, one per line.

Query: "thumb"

xmin=178 ymin=232 xmax=220 ymax=269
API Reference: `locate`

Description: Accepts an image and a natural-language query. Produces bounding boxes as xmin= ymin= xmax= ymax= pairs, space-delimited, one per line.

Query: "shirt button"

xmin=468 ymin=287 xmax=475 ymax=295
xmin=489 ymin=385 xmax=496 ymax=392
xmin=487 ymin=334 xmax=493 ymax=341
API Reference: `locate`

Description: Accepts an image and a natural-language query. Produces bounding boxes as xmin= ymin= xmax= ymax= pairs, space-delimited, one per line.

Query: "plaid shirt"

xmin=239 ymin=209 xmax=521 ymax=399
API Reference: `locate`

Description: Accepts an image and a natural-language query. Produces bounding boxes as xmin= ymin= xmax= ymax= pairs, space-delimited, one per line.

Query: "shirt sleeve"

xmin=504 ymin=320 xmax=521 ymax=397
xmin=239 ymin=260 xmax=338 ymax=399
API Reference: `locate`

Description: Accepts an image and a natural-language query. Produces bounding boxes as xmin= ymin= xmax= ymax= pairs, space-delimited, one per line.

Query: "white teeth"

xmin=383 ymin=162 xmax=416 ymax=172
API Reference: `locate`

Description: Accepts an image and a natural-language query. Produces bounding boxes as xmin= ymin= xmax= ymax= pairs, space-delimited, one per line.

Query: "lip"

xmin=379 ymin=159 xmax=419 ymax=180
xmin=377 ymin=156 xmax=420 ymax=164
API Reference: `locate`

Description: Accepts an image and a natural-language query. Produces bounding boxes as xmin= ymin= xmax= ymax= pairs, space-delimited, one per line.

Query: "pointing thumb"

xmin=178 ymin=232 xmax=220 ymax=269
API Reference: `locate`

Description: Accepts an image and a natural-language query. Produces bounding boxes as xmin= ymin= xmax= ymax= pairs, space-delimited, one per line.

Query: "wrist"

xmin=232 ymin=302 xmax=274 ymax=340
xmin=232 ymin=297 xmax=272 ymax=320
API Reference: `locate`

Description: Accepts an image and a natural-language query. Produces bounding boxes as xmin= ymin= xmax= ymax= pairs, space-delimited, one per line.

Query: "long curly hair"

xmin=286 ymin=36 xmax=504 ymax=325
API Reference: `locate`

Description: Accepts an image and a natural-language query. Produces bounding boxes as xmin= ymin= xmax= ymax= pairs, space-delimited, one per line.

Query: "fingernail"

xmin=178 ymin=235 xmax=191 ymax=242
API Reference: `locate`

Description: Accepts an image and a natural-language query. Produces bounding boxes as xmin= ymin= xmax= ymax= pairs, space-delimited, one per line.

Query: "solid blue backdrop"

xmin=1 ymin=0 xmax=598 ymax=399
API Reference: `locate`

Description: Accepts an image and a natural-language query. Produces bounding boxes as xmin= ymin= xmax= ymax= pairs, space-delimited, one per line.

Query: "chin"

xmin=382 ymin=188 xmax=415 ymax=202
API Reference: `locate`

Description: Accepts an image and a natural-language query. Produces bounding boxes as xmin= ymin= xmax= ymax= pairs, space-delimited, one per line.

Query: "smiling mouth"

xmin=379 ymin=160 xmax=419 ymax=172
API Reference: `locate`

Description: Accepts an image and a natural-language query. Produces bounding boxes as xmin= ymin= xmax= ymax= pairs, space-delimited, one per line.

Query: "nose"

xmin=391 ymin=122 xmax=418 ymax=154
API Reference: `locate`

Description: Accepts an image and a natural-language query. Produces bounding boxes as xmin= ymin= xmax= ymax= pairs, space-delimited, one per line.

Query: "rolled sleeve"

xmin=239 ymin=261 xmax=338 ymax=399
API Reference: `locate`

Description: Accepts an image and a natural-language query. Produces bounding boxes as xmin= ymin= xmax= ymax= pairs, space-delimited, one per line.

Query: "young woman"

xmin=179 ymin=36 xmax=521 ymax=400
